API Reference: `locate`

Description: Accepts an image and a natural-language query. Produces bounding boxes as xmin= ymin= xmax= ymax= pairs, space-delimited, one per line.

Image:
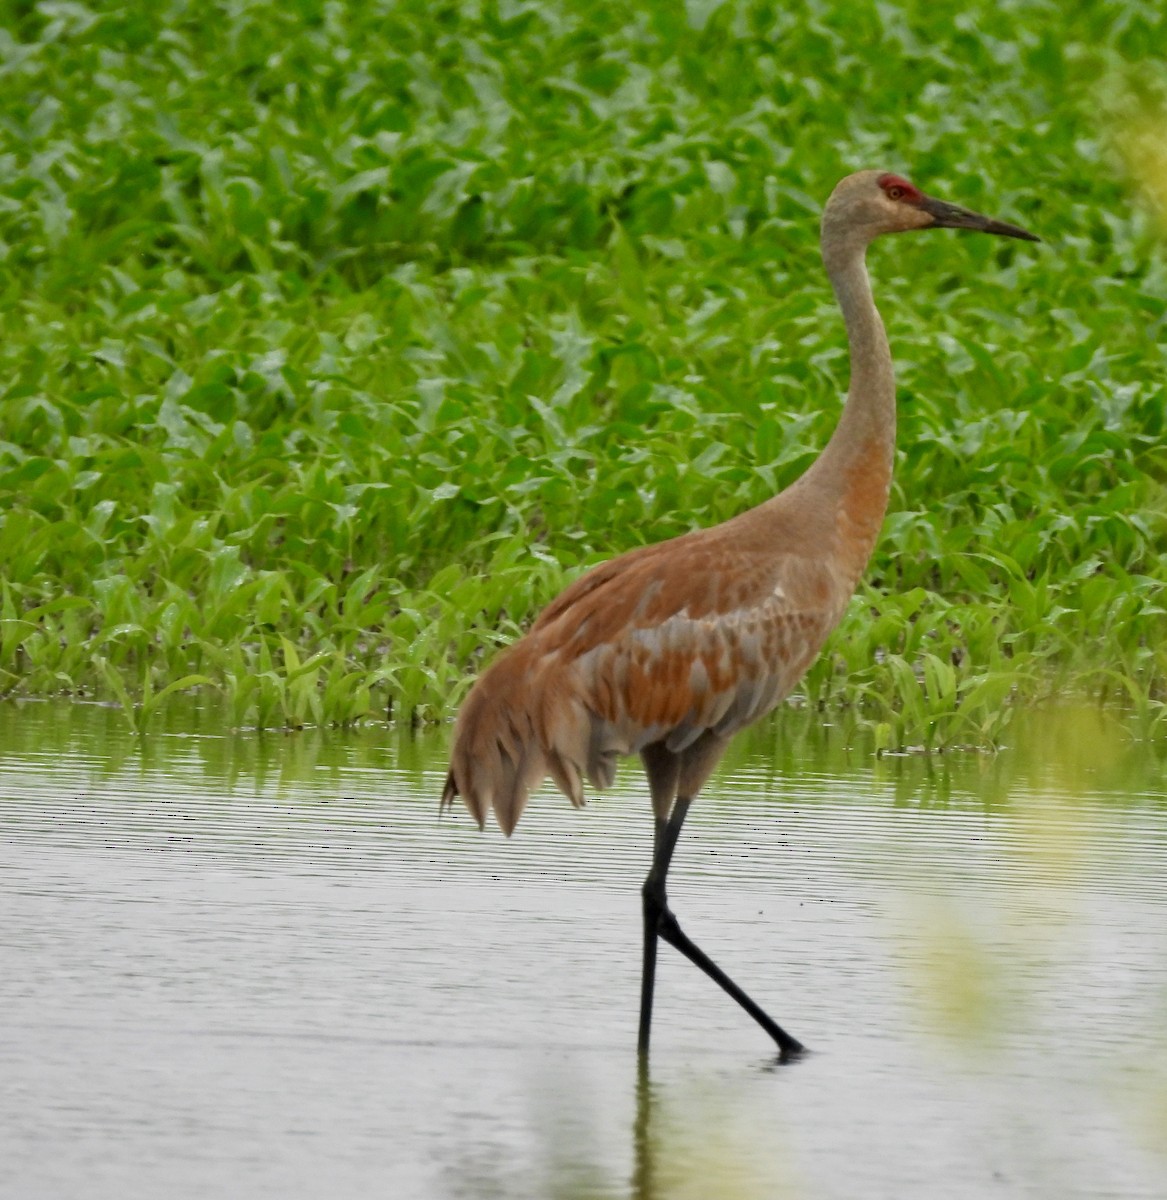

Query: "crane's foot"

xmin=642 ymin=881 xmax=805 ymax=1060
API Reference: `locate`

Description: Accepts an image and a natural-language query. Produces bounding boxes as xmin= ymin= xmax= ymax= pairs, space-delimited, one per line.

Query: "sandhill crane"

xmin=441 ymin=170 xmax=1038 ymax=1059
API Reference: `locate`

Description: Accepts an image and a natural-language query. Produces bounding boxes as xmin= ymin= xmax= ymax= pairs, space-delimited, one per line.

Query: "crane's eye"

xmin=886 ymin=186 xmax=904 ymax=200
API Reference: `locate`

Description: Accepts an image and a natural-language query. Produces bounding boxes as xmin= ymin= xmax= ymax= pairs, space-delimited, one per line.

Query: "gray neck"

xmin=800 ymin=239 xmax=896 ymax=498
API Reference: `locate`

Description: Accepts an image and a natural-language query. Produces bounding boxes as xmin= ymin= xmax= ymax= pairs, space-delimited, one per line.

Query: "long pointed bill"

xmin=920 ymin=196 xmax=1040 ymax=242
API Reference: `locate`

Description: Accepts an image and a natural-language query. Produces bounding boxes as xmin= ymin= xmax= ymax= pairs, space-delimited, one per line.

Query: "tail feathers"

xmin=545 ymin=748 xmax=584 ymax=810
xmin=439 ymin=770 xmax=460 ymax=816
xmin=449 ymin=714 xmax=548 ymax=836
xmin=443 ymin=647 xmax=592 ymax=836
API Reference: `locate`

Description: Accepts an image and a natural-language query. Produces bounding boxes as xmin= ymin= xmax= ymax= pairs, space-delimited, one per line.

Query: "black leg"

xmin=638 ymin=890 xmax=660 ymax=1058
xmin=656 ymin=910 xmax=804 ymax=1059
xmin=638 ymin=799 xmax=689 ymax=1057
xmin=637 ymin=797 xmax=805 ymax=1061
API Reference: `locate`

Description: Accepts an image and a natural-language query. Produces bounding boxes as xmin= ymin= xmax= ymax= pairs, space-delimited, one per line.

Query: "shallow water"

xmin=1 ymin=700 xmax=1166 ymax=1199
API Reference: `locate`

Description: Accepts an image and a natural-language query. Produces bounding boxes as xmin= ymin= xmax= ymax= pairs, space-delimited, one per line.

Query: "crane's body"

xmin=441 ymin=170 xmax=1037 ymax=1059
xmin=445 ymin=428 xmax=887 ymax=835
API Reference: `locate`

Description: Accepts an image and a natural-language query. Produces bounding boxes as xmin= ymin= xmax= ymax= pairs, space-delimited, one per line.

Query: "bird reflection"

xmin=630 ymin=1063 xmax=657 ymax=1200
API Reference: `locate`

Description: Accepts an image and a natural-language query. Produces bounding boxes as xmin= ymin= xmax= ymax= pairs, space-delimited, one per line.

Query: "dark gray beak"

xmin=920 ymin=196 xmax=1039 ymax=242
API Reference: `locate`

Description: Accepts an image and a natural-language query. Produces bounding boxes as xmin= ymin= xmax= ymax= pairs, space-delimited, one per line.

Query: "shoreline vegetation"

xmin=2 ymin=2 xmax=1166 ymax=746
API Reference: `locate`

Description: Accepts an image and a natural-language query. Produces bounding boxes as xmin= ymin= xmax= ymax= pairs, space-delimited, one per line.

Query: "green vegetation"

xmin=1 ymin=0 xmax=1166 ymax=742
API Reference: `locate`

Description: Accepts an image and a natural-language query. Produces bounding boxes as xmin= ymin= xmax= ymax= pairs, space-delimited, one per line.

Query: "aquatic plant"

xmin=1 ymin=1 xmax=1165 ymax=738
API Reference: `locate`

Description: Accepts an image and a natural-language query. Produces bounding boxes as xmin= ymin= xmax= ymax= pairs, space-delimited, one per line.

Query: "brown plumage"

xmin=440 ymin=169 xmax=1038 ymax=1058
xmin=445 ymin=492 xmax=861 ymax=836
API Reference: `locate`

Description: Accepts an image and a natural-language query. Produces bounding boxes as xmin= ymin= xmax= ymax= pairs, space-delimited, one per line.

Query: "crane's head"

xmin=822 ymin=170 xmax=1039 ymax=252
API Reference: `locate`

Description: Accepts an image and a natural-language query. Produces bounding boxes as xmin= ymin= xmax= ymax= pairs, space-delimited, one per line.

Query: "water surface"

xmin=1 ymin=701 xmax=1166 ymax=1198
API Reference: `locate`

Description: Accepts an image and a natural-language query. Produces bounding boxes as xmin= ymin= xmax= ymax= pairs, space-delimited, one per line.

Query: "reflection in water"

xmin=633 ymin=1066 xmax=654 ymax=1200
xmin=1 ymin=698 xmax=1166 ymax=1199
xmin=0 ymin=694 xmax=1150 ymax=793
xmin=1 ymin=694 xmax=1164 ymax=814
xmin=630 ymin=1057 xmax=812 ymax=1200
